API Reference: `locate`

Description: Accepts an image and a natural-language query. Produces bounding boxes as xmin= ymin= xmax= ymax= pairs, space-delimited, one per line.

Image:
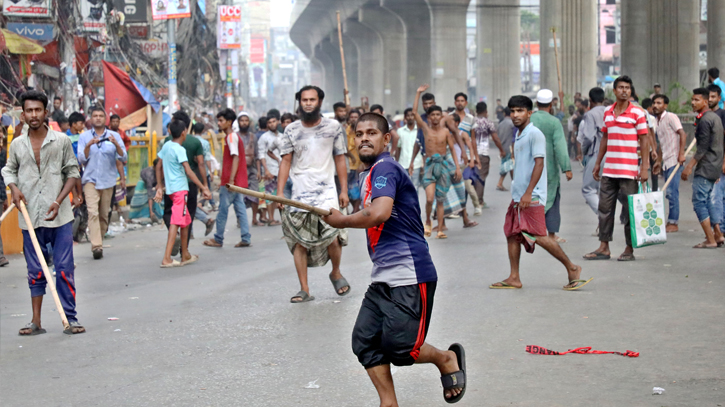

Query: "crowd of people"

xmin=2 ymin=65 xmax=725 ymax=405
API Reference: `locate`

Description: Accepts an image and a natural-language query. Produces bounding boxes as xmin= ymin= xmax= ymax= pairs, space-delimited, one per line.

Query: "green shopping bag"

xmin=628 ymin=182 xmax=667 ymax=248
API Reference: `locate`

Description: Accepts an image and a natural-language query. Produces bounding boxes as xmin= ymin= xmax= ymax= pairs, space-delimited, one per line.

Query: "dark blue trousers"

xmin=22 ymin=221 xmax=77 ymax=321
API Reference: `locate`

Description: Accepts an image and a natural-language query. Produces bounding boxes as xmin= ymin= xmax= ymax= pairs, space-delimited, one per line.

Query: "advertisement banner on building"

xmin=113 ymin=0 xmax=148 ymax=23
xmin=7 ymin=23 xmax=55 ymax=42
xmin=250 ymin=38 xmax=265 ymax=64
xmin=217 ymin=5 xmax=242 ymax=49
xmin=127 ymin=24 xmax=150 ymax=39
xmin=151 ymin=0 xmax=191 ymax=20
xmin=135 ymin=39 xmax=168 ymax=60
xmin=2 ymin=0 xmax=52 ymax=17
xmin=81 ymin=0 xmax=106 ymax=32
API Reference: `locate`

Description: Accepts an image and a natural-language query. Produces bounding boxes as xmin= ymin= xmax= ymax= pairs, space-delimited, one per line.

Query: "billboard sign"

xmin=2 ymin=0 xmax=52 ymax=17
xmin=151 ymin=0 xmax=191 ymax=20
xmin=81 ymin=0 xmax=106 ymax=32
xmin=136 ymin=39 xmax=168 ymax=59
xmin=217 ymin=5 xmax=242 ymax=49
xmin=250 ymin=38 xmax=265 ymax=64
xmin=6 ymin=23 xmax=54 ymax=42
xmin=113 ymin=0 xmax=148 ymax=23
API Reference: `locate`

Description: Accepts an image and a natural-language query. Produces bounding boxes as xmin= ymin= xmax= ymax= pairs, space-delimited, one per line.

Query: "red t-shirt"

xmin=221 ymin=132 xmax=248 ymax=187
xmin=602 ymin=102 xmax=648 ymax=179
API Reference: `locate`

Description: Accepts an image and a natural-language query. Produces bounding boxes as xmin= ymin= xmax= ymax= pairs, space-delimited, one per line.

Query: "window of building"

xmin=606 ymin=26 xmax=616 ymax=44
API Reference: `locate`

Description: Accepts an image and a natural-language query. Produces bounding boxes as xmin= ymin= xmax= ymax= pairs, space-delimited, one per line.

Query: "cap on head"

xmin=536 ymin=89 xmax=553 ymax=104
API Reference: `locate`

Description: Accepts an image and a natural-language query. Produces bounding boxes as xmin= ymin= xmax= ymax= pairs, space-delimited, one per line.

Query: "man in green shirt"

xmin=530 ymin=89 xmax=573 ymax=243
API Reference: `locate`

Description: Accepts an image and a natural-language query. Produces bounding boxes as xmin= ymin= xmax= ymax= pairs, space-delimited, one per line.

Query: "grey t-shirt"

xmin=693 ymin=111 xmax=724 ymax=181
xmin=577 ymin=105 xmax=606 ymax=157
xmin=497 ymin=117 xmax=515 ymax=154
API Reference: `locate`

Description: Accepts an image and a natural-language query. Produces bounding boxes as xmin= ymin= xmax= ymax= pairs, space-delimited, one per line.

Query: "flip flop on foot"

xmin=268 ymin=220 xmax=281 ymax=226
xmin=617 ymin=253 xmax=635 ymax=261
xmin=555 ymin=236 xmax=567 ymax=243
xmin=463 ymin=221 xmax=478 ymax=228
xmin=436 ymin=232 xmax=448 ymax=239
xmin=693 ymin=241 xmax=718 ymax=249
xmin=424 ymin=223 xmax=432 ymax=238
xmin=496 ymin=185 xmax=508 ymax=191
xmin=235 ymin=241 xmax=251 ymax=248
xmin=441 ymin=343 xmax=466 ymax=404
xmin=203 ymin=239 xmax=222 ymax=248
xmin=563 ymin=277 xmax=594 ymax=291
xmin=489 ymin=281 xmax=522 ymax=289
xmin=180 ymin=254 xmax=199 ymax=266
xmin=19 ymin=322 xmax=46 ymax=336
xmin=583 ymin=251 xmax=610 ymax=260
xmin=160 ymin=259 xmax=182 ymax=268
xmin=64 ymin=320 xmax=86 ymax=335
xmin=330 ymin=274 xmax=351 ymax=296
xmin=290 ymin=290 xmax=315 ymax=303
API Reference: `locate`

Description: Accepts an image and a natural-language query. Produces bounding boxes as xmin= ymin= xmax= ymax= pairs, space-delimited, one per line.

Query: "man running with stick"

xmin=3 ymin=90 xmax=86 ymax=335
xmin=323 ymin=112 xmax=466 ymax=405
xmin=277 ymin=85 xmax=350 ymax=303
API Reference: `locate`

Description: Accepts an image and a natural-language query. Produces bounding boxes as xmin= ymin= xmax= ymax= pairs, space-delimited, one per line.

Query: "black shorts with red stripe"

xmin=352 ymin=282 xmax=436 ymax=369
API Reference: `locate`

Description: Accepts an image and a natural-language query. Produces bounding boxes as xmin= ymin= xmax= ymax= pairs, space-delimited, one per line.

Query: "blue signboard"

xmin=7 ymin=23 xmax=55 ymax=42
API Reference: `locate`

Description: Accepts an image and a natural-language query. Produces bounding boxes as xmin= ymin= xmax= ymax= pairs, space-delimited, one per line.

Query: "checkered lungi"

xmin=282 ymin=209 xmax=348 ymax=267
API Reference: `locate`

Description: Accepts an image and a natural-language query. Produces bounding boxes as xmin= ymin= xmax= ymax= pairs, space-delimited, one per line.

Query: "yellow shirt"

xmin=346 ymin=125 xmax=360 ymax=170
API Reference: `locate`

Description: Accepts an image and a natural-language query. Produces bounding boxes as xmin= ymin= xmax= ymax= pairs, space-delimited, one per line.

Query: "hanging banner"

xmin=2 ymin=0 xmax=52 ymax=18
xmin=152 ymin=0 xmax=191 ymax=20
xmin=81 ymin=0 xmax=106 ymax=32
xmin=6 ymin=23 xmax=55 ymax=42
xmin=250 ymin=38 xmax=265 ymax=64
xmin=113 ymin=0 xmax=148 ymax=23
xmin=217 ymin=5 xmax=242 ymax=49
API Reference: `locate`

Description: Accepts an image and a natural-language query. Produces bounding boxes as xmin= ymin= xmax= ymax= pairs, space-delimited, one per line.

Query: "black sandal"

xmin=441 ymin=343 xmax=466 ymax=404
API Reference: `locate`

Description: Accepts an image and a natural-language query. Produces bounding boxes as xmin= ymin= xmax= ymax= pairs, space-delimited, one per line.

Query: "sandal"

xmin=203 ymin=239 xmax=222 ymax=248
xmin=583 ymin=251 xmax=610 ymax=260
xmin=64 ymin=320 xmax=86 ymax=335
xmin=563 ymin=277 xmax=594 ymax=291
xmin=441 ymin=343 xmax=466 ymax=403
xmin=617 ymin=253 xmax=636 ymax=261
xmin=424 ymin=223 xmax=432 ymax=238
xmin=235 ymin=241 xmax=251 ymax=248
xmin=19 ymin=322 xmax=46 ymax=336
xmin=160 ymin=260 xmax=182 ymax=268
xmin=436 ymin=232 xmax=448 ymax=239
xmin=330 ymin=275 xmax=351 ymax=296
xmin=693 ymin=242 xmax=718 ymax=249
xmin=267 ymin=220 xmax=281 ymax=226
xmin=290 ymin=290 xmax=315 ymax=303
xmin=489 ymin=281 xmax=522 ymax=289
xmin=463 ymin=221 xmax=478 ymax=229
xmin=180 ymin=254 xmax=199 ymax=266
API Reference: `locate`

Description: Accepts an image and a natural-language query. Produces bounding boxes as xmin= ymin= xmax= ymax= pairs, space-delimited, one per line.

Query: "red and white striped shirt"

xmin=602 ymin=103 xmax=648 ymax=179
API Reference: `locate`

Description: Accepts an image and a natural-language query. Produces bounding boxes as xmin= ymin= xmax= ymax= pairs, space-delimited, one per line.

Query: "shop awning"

xmin=0 ymin=29 xmax=44 ymax=55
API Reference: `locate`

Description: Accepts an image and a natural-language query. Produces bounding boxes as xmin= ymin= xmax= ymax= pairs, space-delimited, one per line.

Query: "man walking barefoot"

xmin=323 ymin=112 xmax=466 ymax=405
xmin=490 ymin=96 xmax=589 ymax=291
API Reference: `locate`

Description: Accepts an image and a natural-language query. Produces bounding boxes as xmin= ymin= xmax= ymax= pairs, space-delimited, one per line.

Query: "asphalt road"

xmin=1 ymin=162 xmax=724 ymax=407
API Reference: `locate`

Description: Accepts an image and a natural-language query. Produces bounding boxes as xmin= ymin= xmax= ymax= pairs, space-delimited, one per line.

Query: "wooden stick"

xmin=336 ymin=11 xmax=350 ymax=106
xmin=0 ymin=203 xmax=15 ymax=222
xmin=662 ymin=138 xmax=697 ymax=191
xmin=551 ymin=27 xmax=563 ymax=97
xmin=226 ymin=184 xmax=331 ymax=216
xmin=18 ymin=201 xmax=71 ymax=331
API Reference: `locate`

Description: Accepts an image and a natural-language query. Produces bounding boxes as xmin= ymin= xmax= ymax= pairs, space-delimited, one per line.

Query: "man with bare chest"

xmin=413 ymin=84 xmax=462 ymax=239
xmin=2 ymin=90 xmax=85 ymax=335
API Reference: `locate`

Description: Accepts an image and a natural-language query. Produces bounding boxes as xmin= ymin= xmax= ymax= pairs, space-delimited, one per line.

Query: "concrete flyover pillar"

xmin=382 ymin=0 xmax=432 ymax=106
xmin=708 ymin=0 xmax=725 ymax=73
xmin=540 ymin=0 xmax=597 ymax=96
xmin=341 ymin=34 xmax=360 ymax=103
xmin=476 ymin=0 xmax=521 ymax=104
xmin=313 ymin=43 xmax=339 ymax=111
xmin=320 ymin=36 xmax=346 ymax=106
xmin=621 ymin=0 xmax=699 ymax=98
xmin=428 ymin=0 xmax=469 ymax=107
xmin=343 ymin=19 xmax=385 ymax=106
xmin=359 ymin=5 xmax=407 ymax=113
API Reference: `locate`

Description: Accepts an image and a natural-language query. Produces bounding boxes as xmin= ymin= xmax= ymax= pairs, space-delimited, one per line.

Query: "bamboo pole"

xmin=226 ymin=184 xmax=331 ymax=216
xmin=662 ymin=138 xmax=697 ymax=191
xmin=551 ymin=27 xmax=563 ymax=97
xmin=336 ymin=11 xmax=350 ymax=105
xmin=0 ymin=203 xmax=15 ymax=221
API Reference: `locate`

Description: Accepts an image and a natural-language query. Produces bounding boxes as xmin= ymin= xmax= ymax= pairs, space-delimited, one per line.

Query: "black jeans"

xmin=598 ymin=176 xmax=638 ymax=247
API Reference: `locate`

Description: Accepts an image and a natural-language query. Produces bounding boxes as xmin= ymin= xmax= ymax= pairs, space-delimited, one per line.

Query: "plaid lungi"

xmin=442 ymin=152 xmax=466 ymax=216
xmin=282 ymin=209 xmax=349 ymax=267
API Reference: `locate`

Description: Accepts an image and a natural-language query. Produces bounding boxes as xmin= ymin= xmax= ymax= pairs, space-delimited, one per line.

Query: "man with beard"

xmin=334 ymin=102 xmax=348 ymax=125
xmin=3 ymin=90 xmax=85 ymax=334
xmin=277 ymin=86 xmax=350 ymax=303
xmin=258 ymin=112 xmax=282 ymax=225
xmin=236 ymin=113 xmax=263 ymax=225
xmin=322 ymin=112 xmax=467 ymax=405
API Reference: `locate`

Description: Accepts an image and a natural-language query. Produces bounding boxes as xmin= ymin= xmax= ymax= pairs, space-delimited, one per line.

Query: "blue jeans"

xmin=204 ymin=174 xmax=216 ymax=206
xmin=716 ymin=173 xmax=725 ymax=226
xmin=663 ymin=166 xmax=683 ymax=224
xmin=214 ymin=187 xmax=251 ymax=244
xmin=692 ymin=176 xmax=721 ymax=225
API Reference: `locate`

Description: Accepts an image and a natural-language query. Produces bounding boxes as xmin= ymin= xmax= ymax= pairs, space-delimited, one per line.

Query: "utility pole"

xmin=168 ymin=19 xmax=178 ymax=113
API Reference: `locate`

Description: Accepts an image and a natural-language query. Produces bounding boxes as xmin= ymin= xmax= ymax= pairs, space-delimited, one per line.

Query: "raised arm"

xmin=413 ymin=85 xmax=431 ymax=132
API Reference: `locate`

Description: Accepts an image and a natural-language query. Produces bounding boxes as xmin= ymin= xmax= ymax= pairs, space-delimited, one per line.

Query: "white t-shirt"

xmin=278 ymin=118 xmax=348 ymax=212
xmin=397 ymin=125 xmax=423 ymax=169
xmin=258 ymin=130 xmax=280 ymax=177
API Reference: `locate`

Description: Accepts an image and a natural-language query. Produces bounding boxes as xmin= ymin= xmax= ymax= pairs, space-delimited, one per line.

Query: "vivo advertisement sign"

xmin=7 ymin=23 xmax=55 ymax=42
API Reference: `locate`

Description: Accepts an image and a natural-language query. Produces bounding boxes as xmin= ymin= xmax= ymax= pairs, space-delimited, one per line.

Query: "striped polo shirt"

xmin=602 ymin=102 xmax=648 ymax=179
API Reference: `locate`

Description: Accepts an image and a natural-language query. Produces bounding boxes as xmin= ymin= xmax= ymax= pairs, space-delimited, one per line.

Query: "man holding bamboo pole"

xmin=277 ymin=86 xmax=350 ymax=303
xmin=2 ymin=90 xmax=85 ymax=335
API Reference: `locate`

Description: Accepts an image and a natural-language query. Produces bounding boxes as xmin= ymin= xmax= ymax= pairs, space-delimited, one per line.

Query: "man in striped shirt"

xmin=584 ymin=76 xmax=650 ymax=262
